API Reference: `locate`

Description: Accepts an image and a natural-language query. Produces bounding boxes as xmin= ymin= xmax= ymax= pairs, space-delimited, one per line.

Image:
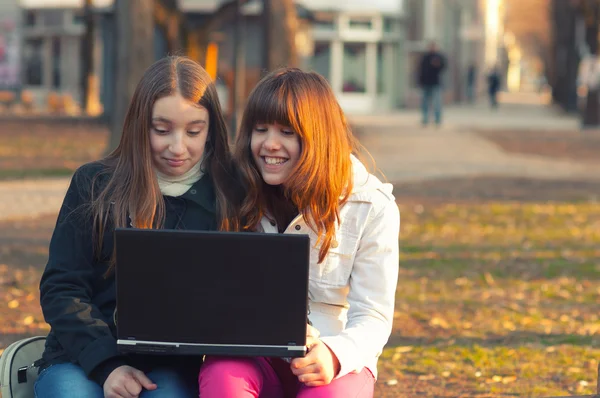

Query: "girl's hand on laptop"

xmin=104 ymin=365 xmax=157 ymax=398
xmin=290 ymin=331 xmax=340 ymax=386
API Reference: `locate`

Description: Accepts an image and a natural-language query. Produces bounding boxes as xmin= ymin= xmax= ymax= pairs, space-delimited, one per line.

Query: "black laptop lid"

xmin=115 ymin=228 xmax=310 ymax=347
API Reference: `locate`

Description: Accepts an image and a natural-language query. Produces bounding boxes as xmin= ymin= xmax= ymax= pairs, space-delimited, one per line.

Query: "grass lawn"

xmin=375 ymin=200 xmax=600 ymax=397
xmin=0 ymin=121 xmax=108 ymax=179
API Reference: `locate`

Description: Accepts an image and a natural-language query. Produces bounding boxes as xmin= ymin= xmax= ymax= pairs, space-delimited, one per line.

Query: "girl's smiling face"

xmin=250 ymin=123 xmax=301 ymax=186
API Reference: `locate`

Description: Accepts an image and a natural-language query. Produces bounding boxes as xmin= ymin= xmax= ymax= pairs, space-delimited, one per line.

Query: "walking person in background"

xmin=418 ymin=41 xmax=447 ymax=126
xmin=466 ymin=63 xmax=477 ymax=104
xmin=487 ymin=66 xmax=502 ymax=109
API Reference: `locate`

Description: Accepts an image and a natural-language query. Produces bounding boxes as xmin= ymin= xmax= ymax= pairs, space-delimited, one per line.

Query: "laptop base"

xmin=117 ymin=339 xmax=307 ymax=358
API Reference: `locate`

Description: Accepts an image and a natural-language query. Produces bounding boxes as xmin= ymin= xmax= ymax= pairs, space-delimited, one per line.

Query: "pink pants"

xmin=198 ymin=356 xmax=375 ymax=398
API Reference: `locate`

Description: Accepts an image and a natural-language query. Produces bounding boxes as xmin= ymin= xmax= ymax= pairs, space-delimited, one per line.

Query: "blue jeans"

xmin=34 ymin=362 xmax=196 ymax=398
xmin=421 ymin=85 xmax=442 ymax=125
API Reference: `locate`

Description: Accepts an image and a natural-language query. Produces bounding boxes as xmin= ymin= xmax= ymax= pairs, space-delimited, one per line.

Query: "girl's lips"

xmin=166 ymin=159 xmax=185 ymax=167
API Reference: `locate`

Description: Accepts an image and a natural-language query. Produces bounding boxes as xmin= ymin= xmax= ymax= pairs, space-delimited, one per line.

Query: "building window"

xmin=52 ymin=37 xmax=61 ymax=88
xmin=383 ymin=17 xmax=397 ymax=34
xmin=342 ymin=43 xmax=366 ymax=93
xmin=24 ymin=11 xmax=37 ymax=27
xmin=311 ymin=42 xmax=331 ymax=82
xmin=348 ymin=17 xmax=373 ymax=30
xmin=73 ymin=10 xmax=85 ymax=25
xmin=42 ymin=10 xmax=63 ymax=27
xmin=23 ymin=38 xmax=44 ymax=86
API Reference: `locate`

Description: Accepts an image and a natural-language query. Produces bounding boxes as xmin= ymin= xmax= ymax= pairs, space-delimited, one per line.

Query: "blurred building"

xmin=94 ymin=0 xmax=406 ymax=115
xmin=0 ymin=0 xmax=23 ymax=91
xmin=10 ymin=0 xmax=491 ymax=115
xmin=403 ymin=0 xmax=487 ymax=106
xmin=14 ymin=0 xmax=109 ymax=110
xmin=297 ymin=0 xmax=405 ymax=113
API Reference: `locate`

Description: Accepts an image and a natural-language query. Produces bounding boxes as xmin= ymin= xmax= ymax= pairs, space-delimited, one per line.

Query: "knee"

xmin=34 ymin=363 xmax=103 ymax=397
xmin=144 ymin=367 xmax=195 ymax=397
xmin=199 ymin=357 xmax=262 ymax=383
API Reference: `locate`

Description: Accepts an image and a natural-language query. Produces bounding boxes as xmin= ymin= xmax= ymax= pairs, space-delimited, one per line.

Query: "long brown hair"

xmin=234 ymin=68 xmax=357 ymax=263
xmin=92 ymin=56 xmax=240 ymax=273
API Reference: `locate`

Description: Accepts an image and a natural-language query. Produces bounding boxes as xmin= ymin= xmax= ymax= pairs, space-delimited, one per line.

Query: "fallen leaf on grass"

xmin=484 ymin=272 xmax=495 ymax=286
xmin=503 ymin=321 xmax=516 ymax=331
xmin=429 ymin=317 xmax=450 ymax=329
xmin=395 ymin=346 xmax=413 ymax=353
xmin=386 ymin=379 xmax=398 ymax=386
xmin=568 ymin=367 xmax=582 ymax=373
xmin=23 ymin=315 xmax=34 ymax=325
xmin=8 ymin=299 xmax=19 ymax=309
xmin=487 ymin=375 xmax=503 ymax=384
xmin=418 ymin=374 xmax=436 ymax=381
xmin=502 ymin=376 xmax=517 ymax=384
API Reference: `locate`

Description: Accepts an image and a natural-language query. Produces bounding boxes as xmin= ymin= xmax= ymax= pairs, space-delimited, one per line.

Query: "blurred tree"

xmin=107 ymin=0 xmax=299 ymax=150
xmin=152 ymin=0 xmax=299 ymax=71
xmin=108 ymin=0 xmax=154 ymax=152
xmin=81 ymin=0 xmax=94 ymax=113
xmin=549 ymin=0 xmax=579 ymax=112
xmin=154 ymin=0 xmax=186 ymax=54
xmin=578 ymin=0 xmax=600 ymax=127
xmin=262 ymin=0 xmax=298 ymax=71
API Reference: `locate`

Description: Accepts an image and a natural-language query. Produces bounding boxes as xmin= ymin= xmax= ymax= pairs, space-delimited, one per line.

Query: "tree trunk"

xmin=582 ymin=0 xmax=600 ymax=127
xmin=108 ymin=0 xmax=154 ymax=153
xmin=550 ymin=0 xmax=579 ymax=112
xmin=155 ymin=0 xmax=186 ymax=54
xmin=81 ymin=0 xmax=94 ymax=113
xmin=263 ymin=0 xmax=298 ymax=71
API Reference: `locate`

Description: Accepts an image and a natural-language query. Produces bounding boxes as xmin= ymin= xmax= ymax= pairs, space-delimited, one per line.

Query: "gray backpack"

xmin=0 ymin=336 xmax=46 ymax=398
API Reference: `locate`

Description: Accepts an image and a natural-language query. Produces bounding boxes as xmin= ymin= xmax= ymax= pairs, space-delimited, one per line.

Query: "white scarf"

xmin=155 ymin=159 xmax=204 ymax=197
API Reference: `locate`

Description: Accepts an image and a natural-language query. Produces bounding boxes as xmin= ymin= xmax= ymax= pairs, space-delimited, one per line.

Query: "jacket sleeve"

xmin=320 ymin=198 xmax=400 ymax=378
xmin=39 ymin=167 xmax=127 ymax=385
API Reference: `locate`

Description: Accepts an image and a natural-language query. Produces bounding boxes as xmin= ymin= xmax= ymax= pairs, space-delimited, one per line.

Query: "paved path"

xmin=0 ymin=92 xmax=597 ymax=221
xmin=0 ymin=178 xmax=70 ymax=222
xmin=350 ymin=92 xmax=596 ymax=184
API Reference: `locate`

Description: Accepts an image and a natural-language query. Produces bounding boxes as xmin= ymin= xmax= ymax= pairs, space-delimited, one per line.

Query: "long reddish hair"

xmin=92 ymin=56 xmax=240 ymax=273
xmin=234 ymin=68 xmax=357 ymax=263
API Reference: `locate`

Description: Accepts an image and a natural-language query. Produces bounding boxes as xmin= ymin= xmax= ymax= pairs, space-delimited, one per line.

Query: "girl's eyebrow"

xmin=152 ymin=117 xmax=172 ymax=124
xmin=187 ymin=119 xmax=208 ymax=125
xmin=152 ymin=117 xmax=207 ymax=125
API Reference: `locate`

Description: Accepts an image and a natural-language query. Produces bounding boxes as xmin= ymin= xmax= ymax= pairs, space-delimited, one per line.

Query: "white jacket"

xmin=259 ymin=156 xmax=400 ymax=379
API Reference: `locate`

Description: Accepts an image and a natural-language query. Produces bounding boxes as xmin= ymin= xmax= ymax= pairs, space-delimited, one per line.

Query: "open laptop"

xmin=114 ymin=228 xmax=310 ymax=358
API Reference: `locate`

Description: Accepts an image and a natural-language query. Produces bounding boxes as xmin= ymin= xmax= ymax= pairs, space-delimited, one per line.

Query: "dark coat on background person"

xmin=39 ymin=161 xmax=218 ymax=386
xmin=488 ymin=71 xmax=501 ymax=94
xmin=418 ymin=51 xmax=447 ymax=87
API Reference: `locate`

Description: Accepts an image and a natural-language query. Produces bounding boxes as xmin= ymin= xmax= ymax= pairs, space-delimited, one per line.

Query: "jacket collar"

xmin=348 ymin=155 xmax=394 ymax=201
xmin=179 ymin=173 xmax=216 ymax=214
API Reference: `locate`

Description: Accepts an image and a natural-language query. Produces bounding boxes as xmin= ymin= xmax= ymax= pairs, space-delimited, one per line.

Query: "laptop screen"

xmin=115 ymin=229 xmax=310 ymax=348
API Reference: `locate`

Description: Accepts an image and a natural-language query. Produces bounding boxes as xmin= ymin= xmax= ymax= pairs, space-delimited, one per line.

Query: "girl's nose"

xmin=263 ymin=131 xmax=280 ymax=150
xmin=169 ymin=133 xmax=186 ymax=155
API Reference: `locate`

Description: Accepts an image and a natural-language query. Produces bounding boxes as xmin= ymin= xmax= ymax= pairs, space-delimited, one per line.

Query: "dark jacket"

xmin=418 ymin=51 xmax=447 ymax=87
xmin=487 ymin=72 xmax=501 ymax=93
xmin=39 ymin=161 xmax=218 ymax=386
